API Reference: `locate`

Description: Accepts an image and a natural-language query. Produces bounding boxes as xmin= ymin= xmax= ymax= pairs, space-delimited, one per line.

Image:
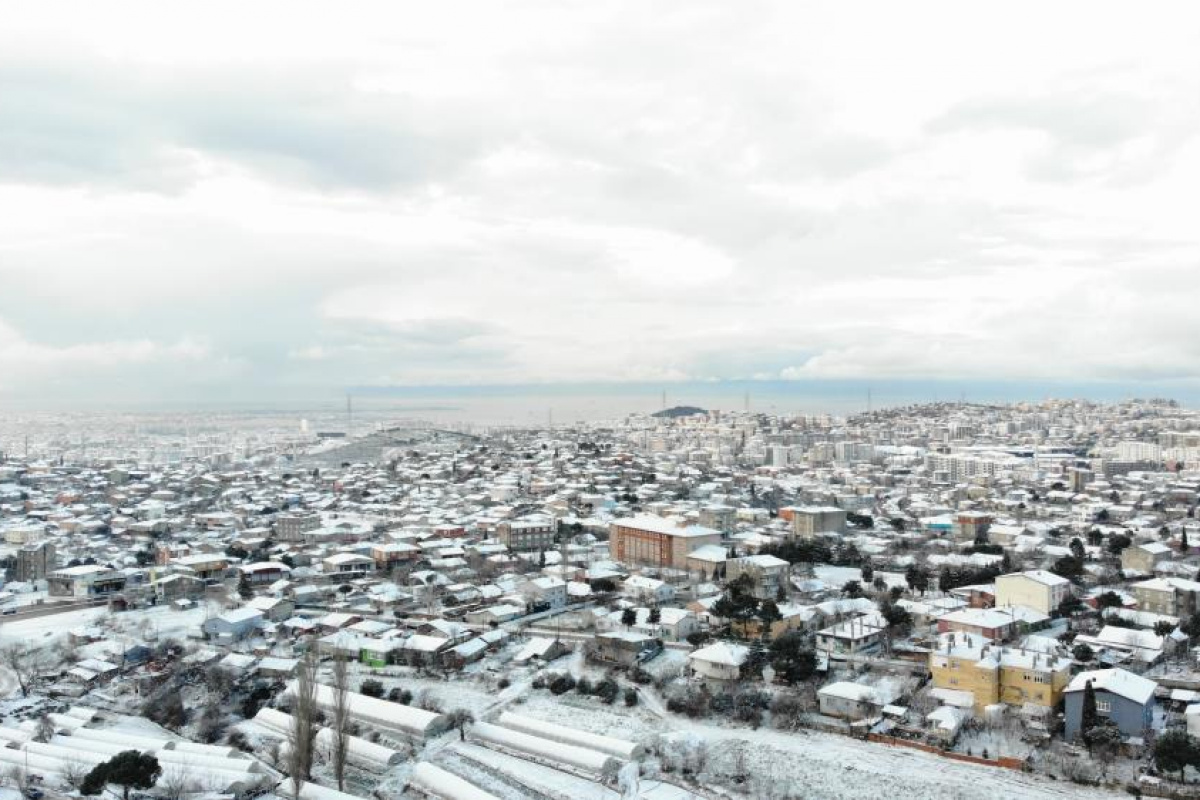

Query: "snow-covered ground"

xmin=506 ymin=689 xmax=1122 ymax=800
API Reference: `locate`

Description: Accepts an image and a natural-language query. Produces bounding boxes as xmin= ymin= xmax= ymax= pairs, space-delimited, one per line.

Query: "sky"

xmin=2 ymin=1 xmax=1200 ymax=408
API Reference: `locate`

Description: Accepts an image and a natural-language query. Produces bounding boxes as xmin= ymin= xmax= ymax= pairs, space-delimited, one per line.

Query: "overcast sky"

xmin=2 ymin=1 xmax=1199 ymax=405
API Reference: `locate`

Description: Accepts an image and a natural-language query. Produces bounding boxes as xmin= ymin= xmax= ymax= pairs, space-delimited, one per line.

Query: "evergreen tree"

xmin=1080 ymin=679 xmax=1098 ymax=737
xmin=237 ymin=571 xmax=254 ymax=600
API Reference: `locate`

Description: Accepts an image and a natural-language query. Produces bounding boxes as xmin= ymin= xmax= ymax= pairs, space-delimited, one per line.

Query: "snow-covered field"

xmin=506 ymin=689 xmax=1122 ymax=800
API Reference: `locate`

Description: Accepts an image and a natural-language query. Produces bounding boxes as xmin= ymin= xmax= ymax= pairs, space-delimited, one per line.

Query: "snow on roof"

xmin=690 ymin=641 xmax=750 ymax=666
xmin=613 ymin=514 xmax=720 ymax=538
xmin=1066 ymin=668 xmax=1157 ymax=704
xmin=818 ymin=681 xmax=881 ymax=704
xmin=1004 ymin=569 xmax=1069 ymax=587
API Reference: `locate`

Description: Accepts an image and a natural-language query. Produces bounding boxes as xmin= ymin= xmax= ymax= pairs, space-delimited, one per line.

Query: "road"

xmin=0 ymin=598 xmax=108 ymax=625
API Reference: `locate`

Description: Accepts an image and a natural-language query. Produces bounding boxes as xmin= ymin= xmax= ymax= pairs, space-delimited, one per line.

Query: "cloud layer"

xmin=1 ymin=0 xmax=1199 ymax=404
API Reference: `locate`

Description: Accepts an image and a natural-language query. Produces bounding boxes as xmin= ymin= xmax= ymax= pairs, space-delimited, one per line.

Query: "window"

xmin=1096 ymin=700 xmax=1111 ymax=713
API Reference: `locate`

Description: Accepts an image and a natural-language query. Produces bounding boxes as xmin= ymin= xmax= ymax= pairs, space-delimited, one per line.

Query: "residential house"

xmin=815 ymin=613 xmax=888 ymax=656
xmin=818 ymin=681 xmax=896 ymax=721
xmin=689 ymin=641 xmax=750 ymax=682
xmin=592 ymin=631 xmax=661 ymax=666
xmin=203 ymin=607 xmax=264 ymax=642
xmin=1064 ymin=668 xmax=1157 ymax=740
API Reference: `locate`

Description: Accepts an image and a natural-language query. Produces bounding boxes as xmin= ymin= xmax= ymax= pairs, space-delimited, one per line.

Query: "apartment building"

xmin=787 ymin=506 xmax=847 ymax=539
xmin=15 ymin=540 xmax=55 ymax=583
xmin=1121 ymin=542 xmax=1173 ymax=575
xmin=275 ymin=512 xmax=321 ymax=542
xmin=1133 ymin=577 xmax=1200 ymax=617
xmin=726 ymin=554 xmax=791 ymax=600
xmin=930 ymin=632 xmax=1072 ymax=713
xmin=496 ymin=518 xmax=556 ymax=552
xmin=994 ymin=570 xmax=1070 ymax=615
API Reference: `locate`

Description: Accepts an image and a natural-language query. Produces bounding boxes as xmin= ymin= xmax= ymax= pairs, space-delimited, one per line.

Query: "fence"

xmin=867 ymin=733 xmax=1026 ymax=771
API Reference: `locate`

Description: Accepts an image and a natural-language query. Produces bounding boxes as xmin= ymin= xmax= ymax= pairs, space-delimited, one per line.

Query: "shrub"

xmin=624 ymin=688 xmax=639 ymax=707
xmin=595 ymin=678 xmax=619 ymax=705
xmin=549 ymin=674 xmax=576 ymax=695
xmin=360 ymin=679 xmax=385 ymax=698
xmin=576 ymin=677 xmax=594 ymax=695
xmin=498 ymin=677 xmax=511 ymax=690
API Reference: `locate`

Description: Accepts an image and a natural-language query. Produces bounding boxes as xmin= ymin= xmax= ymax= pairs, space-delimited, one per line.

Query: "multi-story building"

xmin=726 ymin=554 xmax=791 ymax=600
xmin=930 ymin=632 xmax=1072 ymax=713
xmin=787 ymin=506 xmax=847 ymax=539
xmin=1133 ymin=577 xmax=1200 ymax=617
xmin=994 ymin=570 xmax=1070 ymax=615
xmin=496 ymin=518 xmax=556 ymax=552
xmin=15 ymin=540 xmax=55 ymax=583
xmin=955 ymin=512 xmax=992 ymax=543
xmin=1121 ymin=542 xmax=1173 ymax=575
xmin=170 ymin=553 xmax=229 ymax=584
xmin=47 ymin=565 xmax=126 ymax=598
xmin=609 ymin=515 xmax=722 ymax=570
xmin=274 ymin=512 xmax=321 ymax=542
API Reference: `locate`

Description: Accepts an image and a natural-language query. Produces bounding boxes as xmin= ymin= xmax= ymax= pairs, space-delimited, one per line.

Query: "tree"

xmin=1051 ymin=555 xmax=1084 ymax=580
xmin=1184 ymin=612 xmax=1200 ymax=641
xmin=287 ymin=648 xmax=319 ymax=796
xmin=621 ymin=608 xmax=637 ymax=629
xmin=757 ymin=599 xmax=782 ymax=638
xmin=904 ymin=564 xmax=929 ymax=595
xmin=841 ymin=580 xmax=862 ymax=599
xmin=1080 ymin=680 xmax=1098 ymax=737
xmin=1184 ymin=529 xmax=1191 ymax=553
xmin=1083 ymin=719 xmax=1123 ymax=764
xmin=360 ymin=678 xmax=385 ymax=697
xmin=860 ymin=563 xmax=874 ymax=583
xmin=448 ymin=708 xmax=474 ymax=742
xmin=81 ymin=751 xmax=162 ymax=800
xmin=237 ymin=571 xmax=254 ymax=600
xmin=1069 ymin=538 xmax=1086 ymax=560
xmin=1154 ymin=729 xmax=1200 ymax=782
xmin=330 ymin=656 xmax=351 ymax=791
xmin=1096 ymin=591 xmax=1123 ymax=611
xmin=1072 ymin=643 xmax=1095 ymax=663
xmin=1155 ymin=620 xmax=1177 ymax=638
xmin=0 ymin=643 xmax=39 ymax=697
xmin=1106 ymin=533 xmax=1132 ymax=555
xmin=648 ymin=606 xmax=661 ymax=625
xmin=768 ymin=632 xmax=817 ymax=684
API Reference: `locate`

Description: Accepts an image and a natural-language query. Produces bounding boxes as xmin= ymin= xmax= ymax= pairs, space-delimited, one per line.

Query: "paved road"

xmin=0 ymin=598 xmax=107 ymax=624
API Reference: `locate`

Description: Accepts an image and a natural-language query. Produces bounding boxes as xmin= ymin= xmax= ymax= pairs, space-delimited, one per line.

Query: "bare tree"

xmin=0 ymin=643 xmax=40 ymax=697
xmin=34 ymin=713 xmax=55 ymax=743
xmin=330 ymin=656 xmax=351 ymax=792
xmin=60 ymin=755 xmax=91 ymax=790
xmin=157 ymin=766 xmax=197 ymax=800
xmin=287 ymin=646 xmax=320 ymax=798
xmin=448 ymin=709 xmax=474 ymax=742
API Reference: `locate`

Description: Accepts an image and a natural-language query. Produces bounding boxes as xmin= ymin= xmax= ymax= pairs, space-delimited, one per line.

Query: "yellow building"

xmin=929 ymin=632 xmax=1072 ymax=713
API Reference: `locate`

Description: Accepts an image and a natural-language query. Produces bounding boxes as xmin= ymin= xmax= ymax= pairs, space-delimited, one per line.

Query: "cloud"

xmin=0 ymin=1 xmax=1199 ymax=403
